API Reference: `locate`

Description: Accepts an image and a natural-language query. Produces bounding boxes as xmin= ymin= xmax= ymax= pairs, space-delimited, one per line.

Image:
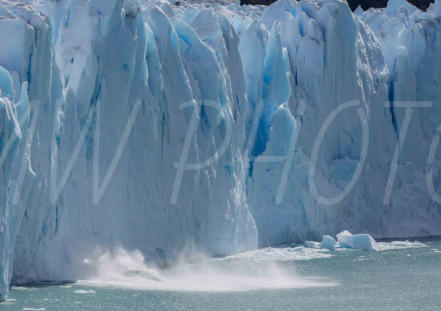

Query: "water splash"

xmin=79 ymin=248 xmax=336 ymax=292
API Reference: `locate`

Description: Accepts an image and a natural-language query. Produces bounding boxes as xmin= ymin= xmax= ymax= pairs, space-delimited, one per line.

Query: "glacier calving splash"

xmin=0 ymin=0 xmax=441 ymax=300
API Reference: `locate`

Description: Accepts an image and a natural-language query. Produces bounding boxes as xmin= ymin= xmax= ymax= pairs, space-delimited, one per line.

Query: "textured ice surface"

xmin=0 ymin=0 xmax=441 ymax=300
xmin=336 ymin=230 xmax=377 ymax=250
xmin=320 ymin=235 xmax=337 ymax=250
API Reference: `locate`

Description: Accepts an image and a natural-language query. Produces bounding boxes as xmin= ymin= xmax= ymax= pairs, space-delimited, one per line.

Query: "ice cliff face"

xmin=247 ymin=0 xmax=441 ymax=246
xmin=0 ymin=0 xmax=440 ymax=300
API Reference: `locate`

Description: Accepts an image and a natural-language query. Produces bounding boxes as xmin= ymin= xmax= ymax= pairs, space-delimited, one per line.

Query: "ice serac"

xmin=0 ymin=0 xmax=257 ymax=299
xmin=358 ymin=0 xmax=441 ymax=237
xmin=0 ymin=1 xmax=53 ymax=299
xmin=246 ymin=0 xmax=441 ymax=246
xmin=247 ymin=0 xmax=394 ymax=245
xmin=0 ymin=0 xmax=441 ymax=301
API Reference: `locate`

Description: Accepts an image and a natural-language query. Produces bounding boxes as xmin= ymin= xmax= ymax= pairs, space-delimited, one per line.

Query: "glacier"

xmin=0 ymin=0 xmax=441 ymax=300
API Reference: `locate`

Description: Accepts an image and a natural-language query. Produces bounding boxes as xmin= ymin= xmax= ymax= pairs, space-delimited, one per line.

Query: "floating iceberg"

xmin=320 ymin=235 xmax=336 ymax=251
xmin=303 ymin=232 xmax=375 ymax=251
xmin=336 ymin=230 xmax=377 ymax=251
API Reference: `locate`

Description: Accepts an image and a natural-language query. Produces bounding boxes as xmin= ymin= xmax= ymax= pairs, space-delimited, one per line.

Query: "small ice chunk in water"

xmin=320 ymin=235 xmax=336 ymax=250
xmin=336 ymin=230 xmax=377 ymax=251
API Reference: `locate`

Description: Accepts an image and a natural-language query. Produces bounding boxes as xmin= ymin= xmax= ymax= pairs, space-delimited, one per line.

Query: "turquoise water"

xmin=2 ymin=240 xmax=441 ymax=311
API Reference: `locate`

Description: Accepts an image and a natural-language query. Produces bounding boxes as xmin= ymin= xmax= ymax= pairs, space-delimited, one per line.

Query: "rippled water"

xmin=2 ymin=239 xmax=441 ymax=311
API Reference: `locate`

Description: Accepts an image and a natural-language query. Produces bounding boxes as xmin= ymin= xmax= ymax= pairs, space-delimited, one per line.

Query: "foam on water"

xmin=77 ymin=240 xmax=426 ymax=292
xmin=73 ymin=290 xmax=96 ymax=294
xmin=78 ymin=248 xmax=336 ymax=292
xmin=375 ymin=241 xmax=427 ymax=251
xmin=224 ymin=246 xmax=334 ymax=262
xmin=12 ymin=287 xmax=36 ymax=291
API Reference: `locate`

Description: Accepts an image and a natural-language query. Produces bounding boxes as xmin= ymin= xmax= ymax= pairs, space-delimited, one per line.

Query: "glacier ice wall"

xmin=236 ymin=0 xmax=441 ymax=245
xmin=0 ymin=0 xmax=441 ymax=300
